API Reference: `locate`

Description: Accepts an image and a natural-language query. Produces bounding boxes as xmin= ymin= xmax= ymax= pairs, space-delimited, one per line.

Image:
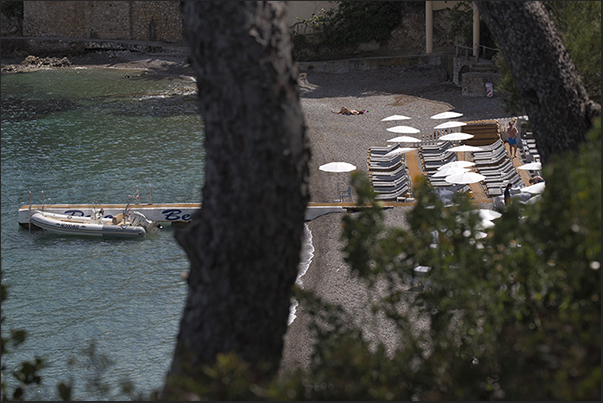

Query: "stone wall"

xmin=23 ymin=1 xmax=184 ymax=43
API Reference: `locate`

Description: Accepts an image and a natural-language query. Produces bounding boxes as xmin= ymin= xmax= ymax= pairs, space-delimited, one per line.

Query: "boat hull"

xmin=30 ymin=211 xmax=146 ymax=238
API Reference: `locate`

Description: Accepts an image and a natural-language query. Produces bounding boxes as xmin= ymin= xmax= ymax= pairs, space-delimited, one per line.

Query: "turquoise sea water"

xmin=1 ymin=68 xmax=205 ymax=400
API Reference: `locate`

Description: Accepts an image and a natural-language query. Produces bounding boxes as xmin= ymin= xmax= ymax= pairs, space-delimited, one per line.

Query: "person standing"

xmin=507 ymin=119 xmax=519 ymax=158
xmin=504 ymin=182 xmax=513 ymax=205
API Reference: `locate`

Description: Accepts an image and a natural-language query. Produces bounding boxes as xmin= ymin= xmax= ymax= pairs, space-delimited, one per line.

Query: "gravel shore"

xmin=282 ymin=63 xmax=505 ymax=372
xmin=3 ymin=50 xmax=507 ymax=374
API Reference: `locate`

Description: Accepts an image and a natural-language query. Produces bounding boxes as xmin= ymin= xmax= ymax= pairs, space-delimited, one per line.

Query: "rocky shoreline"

xmin=1 ymin=49 xmax=194 ymax=77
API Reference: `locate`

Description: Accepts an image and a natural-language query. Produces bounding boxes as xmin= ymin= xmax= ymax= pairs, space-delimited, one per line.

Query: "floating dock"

xmin=18 ymin=202 xmax=362 ymax=229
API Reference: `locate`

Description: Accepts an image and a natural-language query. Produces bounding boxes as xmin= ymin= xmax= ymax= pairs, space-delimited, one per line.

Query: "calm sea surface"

xmin=1 ymin=67 xmax=314 ymax=401
xmin=1 ymin=68 xmax=204 ymax=400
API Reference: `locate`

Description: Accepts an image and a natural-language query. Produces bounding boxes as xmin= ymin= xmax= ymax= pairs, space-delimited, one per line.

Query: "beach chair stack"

xmin=473 ymin=138 xmax=523 ymax=197
xmin=367 ymin=144 xmax=412 ymax=201
xmin=521 ymin=132 xmax=541 ymax=163
xmin=419 ymin=140 xmax=456 ymax=184
xmin=418 ymin=140 xmax=474 ymax=197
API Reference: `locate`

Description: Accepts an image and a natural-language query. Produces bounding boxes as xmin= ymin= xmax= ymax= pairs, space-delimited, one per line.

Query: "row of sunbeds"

xmin=367 ymin=144 xmax=412 ymax=201
xmin=419 ymin=141 xmax=470 ymax=195
xmin=473 ymin=138 xmax=523 ymax=197
xmin=521 ymin=132 xmax=541 ymax=162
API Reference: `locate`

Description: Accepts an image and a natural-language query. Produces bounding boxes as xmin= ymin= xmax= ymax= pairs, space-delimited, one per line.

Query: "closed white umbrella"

xmin=448 ymin=145 xmax=484 ymax=152
xmin=445 ymin=171 xmax=486 ymax=184
xmin=430 ymin=111 xmax=463 ymax=119
xmin=437 ymin=160 xmax=475 ymax=171
xmin=434 ymin=121 xmax=467 ymax=129
xmin=386 ymin=125 xmax=420 ymax=134
xmin=381 ymin=114 xmax=411 ymax=121
xmin=438 ymin=132 xmax=475 ymax=141
xmin=386 ymin=135 xmax=422 ymax=143
xmin=386 ymin=147 xmax=417 ymax=156
xmin=517 ymin=162 xmax=542 ymax=170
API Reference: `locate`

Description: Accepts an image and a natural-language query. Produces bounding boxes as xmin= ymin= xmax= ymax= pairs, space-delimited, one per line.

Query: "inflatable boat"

xmin=29 ymin=210 xmax=157 ymax=238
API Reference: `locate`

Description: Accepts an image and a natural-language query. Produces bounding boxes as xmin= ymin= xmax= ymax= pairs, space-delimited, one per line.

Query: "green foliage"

xmin=292 ymin=1 xmax=403 ymax=59
xmin=0 ymin=1 xmax=23 ymax=18
xmin=544 ymin=1 xmax=601 ymax=104
xmin=314 ymin=1 xmax=403 ymax=46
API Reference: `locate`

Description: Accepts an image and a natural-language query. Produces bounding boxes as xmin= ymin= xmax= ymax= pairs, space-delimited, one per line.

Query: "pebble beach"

xmin=283 ymin=63 xmax=506 ymax=372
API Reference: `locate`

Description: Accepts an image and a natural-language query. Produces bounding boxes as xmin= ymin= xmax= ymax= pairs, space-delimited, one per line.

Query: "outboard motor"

xmin=130 ymin=211 xmax=159 ymax=234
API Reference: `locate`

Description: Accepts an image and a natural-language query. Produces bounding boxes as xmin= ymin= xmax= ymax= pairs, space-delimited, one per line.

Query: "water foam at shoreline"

xmin=288 ymin=223 xmax=314 ymax=325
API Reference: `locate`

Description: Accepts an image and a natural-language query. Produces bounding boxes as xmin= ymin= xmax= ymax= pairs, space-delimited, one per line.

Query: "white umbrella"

xmin=448 ymin=145 xmax=484 ymax=152
xmin=438 ymin=132 xmax=475 ymax=141
xmin=522 ymin=194 xmax=542 ymax=205
xmin=432 ymin=167 xmax=470 ymax=177
xmin=381 ymin=114 xmax=411 ymax=121
xmin=434 ymin=121 xmax=467 ymax=129
xmin=478 ymin=219 xmax=495 ymax=230
xmin=437 ymin=160 xmax=475 ymax=171
xmin=475 ymin=231 xmax=489 ymax=239
xmin=476 ymin=209 xmax=502 ymax=221
xmin=319 ymin=162 xmax=357 ymax=201
xmin=386 ymin=135 xmax=422 ymax=143
xmin=386 ymin=125 xmax=420 ymax=134
xmin=517 ymin=162 xmax=542 ymax=170
xmin=319 ymin=162 xmax=356 ymax=173
xmin=445 ymin=171 xmax=486 ymax=184
xmin=430 ymin=111 xmax=464 ymax=119
xmin=385 ymin=147 xmax=417 ymax=156
xmin=523 ymin=181 xmax=546 ymax=194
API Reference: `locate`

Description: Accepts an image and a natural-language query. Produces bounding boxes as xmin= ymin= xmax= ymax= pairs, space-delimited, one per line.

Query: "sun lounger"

xmin=473 ymin=143 xmax=506 ymax=160
xmin=474 ymin=138 xmax=503 ymax=153
xmin=478 ymin=159 xmax=513 ymax=172
xmin=374 ymin=183 xmax=411 ymax=201
xmin=372 ymin=174 xmax=408 ymax=189
xmin=371 ymin=168 xmax=408 ymax=183
xmin=368 ymin=154 xmax=402 ymax=170
xmin=473 ymin=150 xmax=508 ymax=167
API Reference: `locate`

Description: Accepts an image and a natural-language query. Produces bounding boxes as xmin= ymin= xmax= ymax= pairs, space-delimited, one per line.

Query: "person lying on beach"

xmin=332 ymin=106 xmax=368 ymax=115
xmin=529 ymin=175 xmax=544 ymax=184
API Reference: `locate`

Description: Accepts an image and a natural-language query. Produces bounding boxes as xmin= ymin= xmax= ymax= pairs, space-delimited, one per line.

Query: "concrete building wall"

xmin=23 ymin=1 xmax=184 ymax=43
xmin=129 ymin=1 xmax=183 ymax=43
xmin=22 ymin=1 xmax=337 ymax=42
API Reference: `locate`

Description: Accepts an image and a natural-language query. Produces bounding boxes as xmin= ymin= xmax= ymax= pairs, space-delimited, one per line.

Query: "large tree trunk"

xmin=475 ymin=1 xmax=600 ymax=163
xmin=163 ymin=1 xmax=310 ymax=396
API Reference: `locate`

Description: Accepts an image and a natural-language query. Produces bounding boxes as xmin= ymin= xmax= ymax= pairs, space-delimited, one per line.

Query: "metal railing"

xmin=290 ymin=21 xmax=319 ymax=36
xmin=455 ymin=44 xmax=498 ymax=62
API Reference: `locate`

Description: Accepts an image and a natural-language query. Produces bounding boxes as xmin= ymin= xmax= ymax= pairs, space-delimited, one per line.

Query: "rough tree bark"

xmin=475 ymin=1 xmax=600 ymax=163
xmin=163 ymin=1 xmax=310 ymax=397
